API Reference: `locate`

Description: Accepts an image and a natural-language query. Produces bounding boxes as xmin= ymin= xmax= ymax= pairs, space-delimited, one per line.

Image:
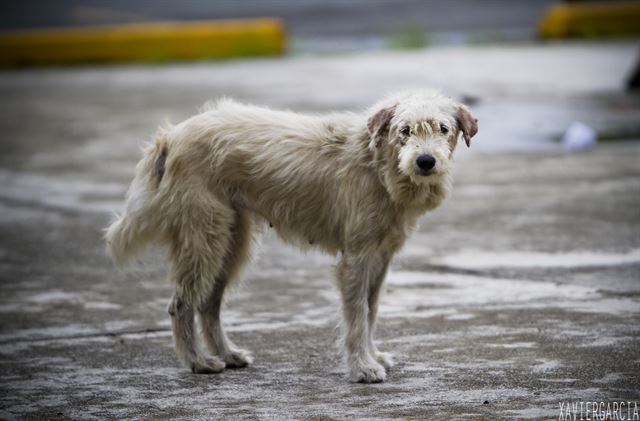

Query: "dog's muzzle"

xmin=415 ymin=154 xmax=436 ymax=176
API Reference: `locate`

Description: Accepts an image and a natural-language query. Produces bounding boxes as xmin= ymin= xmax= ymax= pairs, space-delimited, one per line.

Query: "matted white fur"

xmin=105 ymin=90 xmax=478 ymax=382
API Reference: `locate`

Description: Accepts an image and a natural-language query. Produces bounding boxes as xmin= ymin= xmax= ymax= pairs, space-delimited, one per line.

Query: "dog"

xmin=105 ymin=90 xmax=478 ymax=383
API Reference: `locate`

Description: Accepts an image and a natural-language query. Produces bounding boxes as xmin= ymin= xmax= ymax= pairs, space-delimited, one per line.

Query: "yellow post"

xmin=0 ymin=19 xmax=287 ymax=66
xmin=539 ymin=1 xmax=640 ymax=39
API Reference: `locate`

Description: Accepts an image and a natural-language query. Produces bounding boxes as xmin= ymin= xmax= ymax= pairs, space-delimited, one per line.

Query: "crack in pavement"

xmin=0 ymin=327 xmax=171 ymax=346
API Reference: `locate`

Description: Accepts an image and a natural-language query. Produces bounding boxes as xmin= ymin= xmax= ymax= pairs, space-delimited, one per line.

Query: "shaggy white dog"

xmin=105 ymin=90 xmax=478 ymax=383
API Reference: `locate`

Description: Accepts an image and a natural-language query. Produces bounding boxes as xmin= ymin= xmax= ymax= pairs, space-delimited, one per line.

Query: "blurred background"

xmin=0 ymin=1 xmax=639 ymax=419
xmin=2 ymin=0 xmax=559 ymax=52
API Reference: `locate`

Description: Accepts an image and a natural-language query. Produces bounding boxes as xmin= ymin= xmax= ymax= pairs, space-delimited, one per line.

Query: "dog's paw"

xmin=190 ymin=356 xmax=225 ymax=374
xmin=223 ymin=349 xmax=253 ymax=368
xmin=349 ymin=361 xmax=387 ymax=383
xmin=374 ymin=351 xmax=395 ymax=369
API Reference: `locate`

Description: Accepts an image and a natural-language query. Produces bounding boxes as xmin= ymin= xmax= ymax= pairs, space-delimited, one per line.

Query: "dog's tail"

xmin=105 ymin=128 xmax=170 ymax=266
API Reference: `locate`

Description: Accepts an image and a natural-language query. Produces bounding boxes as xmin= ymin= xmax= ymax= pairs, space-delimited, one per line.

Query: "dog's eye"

xmin=440 ymin=124 xmax=449 ymax=135
xmin=400 ymin=126 xmax=412 ymax=136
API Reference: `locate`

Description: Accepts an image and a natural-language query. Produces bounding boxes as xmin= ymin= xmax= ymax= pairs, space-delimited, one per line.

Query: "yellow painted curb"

xmin=539 ymin=1 xmax=640 ymax=38
xmin=0 ymin=19 xmax=286 ymax=66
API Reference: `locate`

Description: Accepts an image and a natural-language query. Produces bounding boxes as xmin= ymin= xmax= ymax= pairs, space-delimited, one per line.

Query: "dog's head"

xmin=367 ymin=90 xmax=478 ymax=186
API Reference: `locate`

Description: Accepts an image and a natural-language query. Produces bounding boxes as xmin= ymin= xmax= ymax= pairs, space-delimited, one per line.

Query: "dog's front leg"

xmin=367 ymin=255 xmax=395 ymax=369
xmin=337 ymin=252 xmax=388 ymax=383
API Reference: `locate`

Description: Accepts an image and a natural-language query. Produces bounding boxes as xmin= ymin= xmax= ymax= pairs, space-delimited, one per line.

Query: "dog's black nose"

xmin=416 ymin=154 xmax=436 ymax=171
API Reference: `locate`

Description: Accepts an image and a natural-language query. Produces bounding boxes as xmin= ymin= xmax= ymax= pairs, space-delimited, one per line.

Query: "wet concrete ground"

xmin=0 ymin=43 xmax=639 ymax=419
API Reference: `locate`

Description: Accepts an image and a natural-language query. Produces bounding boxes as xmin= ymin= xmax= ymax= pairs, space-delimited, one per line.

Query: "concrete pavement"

xmin=0 ymin=42 xmax=639 ymax=419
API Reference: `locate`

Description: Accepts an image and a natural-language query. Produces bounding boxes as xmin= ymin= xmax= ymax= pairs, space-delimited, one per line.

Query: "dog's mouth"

xmin=414 ymin=168 xmax=436 ymax=177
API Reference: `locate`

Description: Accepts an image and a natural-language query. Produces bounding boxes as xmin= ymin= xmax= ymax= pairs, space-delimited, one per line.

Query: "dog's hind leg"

xmin=198 ymin=208 xmax=254 ymax=368
xmin=366 ymin=257 xmax=395 ymax=369
xmin=167 ymin=193 xmax=236 ymax=374
xmin=168 ymin=294 xmax=225 ymax=373
xmin=337 ymin=252 xmax=389 ymax=383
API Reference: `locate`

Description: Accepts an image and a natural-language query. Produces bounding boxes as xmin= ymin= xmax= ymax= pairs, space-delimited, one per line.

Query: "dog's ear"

xmin=455 ymin=105 xmax=478 ymax=147
xmin=367 ymin=104 xmax=396 ymax=150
